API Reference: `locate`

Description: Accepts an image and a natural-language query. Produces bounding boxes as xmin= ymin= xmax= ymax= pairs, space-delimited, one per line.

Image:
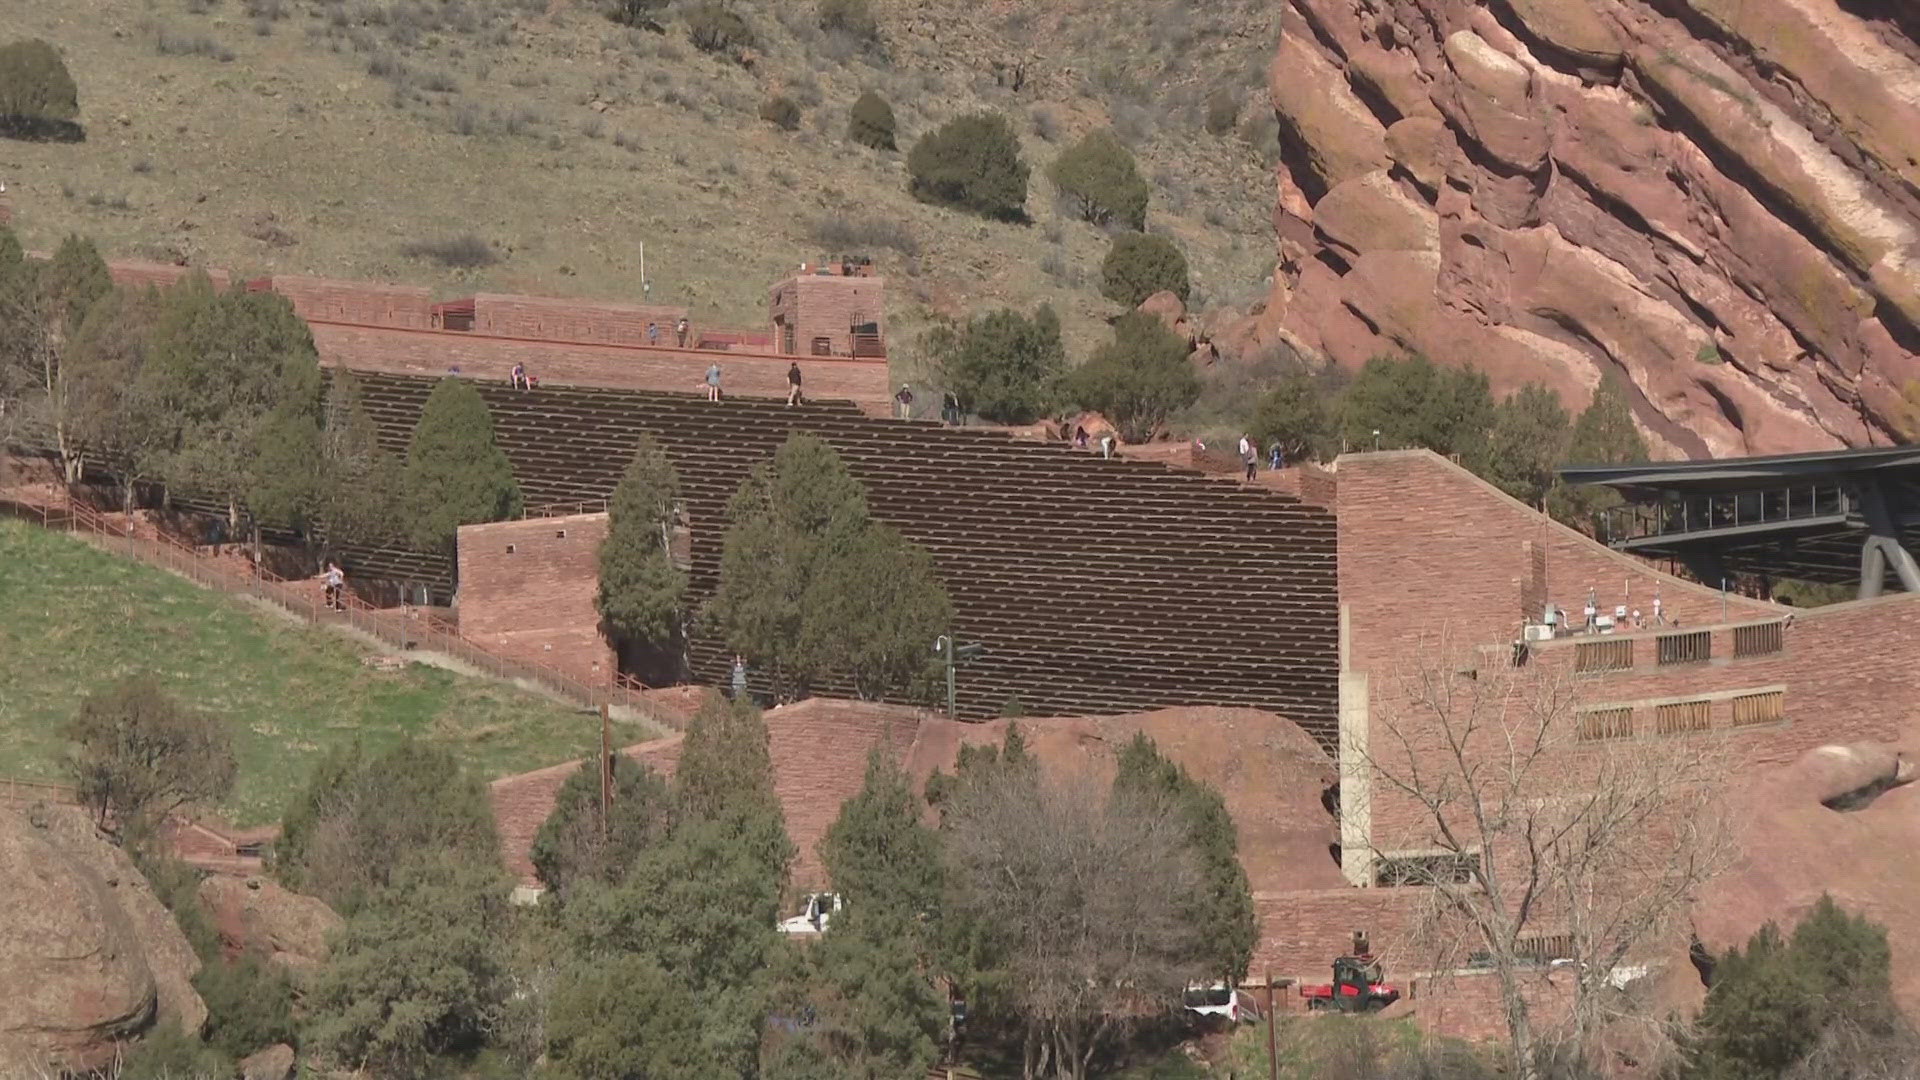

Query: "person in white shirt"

xmin=1238 ymin=434 xmax=1256 ymax=481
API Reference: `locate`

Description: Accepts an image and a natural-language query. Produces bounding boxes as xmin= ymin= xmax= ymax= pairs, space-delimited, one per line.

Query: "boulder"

xmin=198 ymin=874 xmax=343 ymax=974
xmin=239 ymin=1042 xmax=297 ymax=1080
xmin=0 ymin=804 xmax=207 ymax=1072
xmin=1502 ymin=0 xmax=1623 ymax=65
xmin=1695 ymin=741 xmax=1920 ymax=1014
xmin=1135 ymin=291 xmax=1189 ymax=336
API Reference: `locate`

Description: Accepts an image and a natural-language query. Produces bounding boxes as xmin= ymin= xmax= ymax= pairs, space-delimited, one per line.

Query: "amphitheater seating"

xmin=346 ymin=373 xmax=1342 ymax=746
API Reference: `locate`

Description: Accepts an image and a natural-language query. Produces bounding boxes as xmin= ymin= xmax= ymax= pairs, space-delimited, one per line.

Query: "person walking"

xmin=731 ymin=655 xmax=748 ymax=701
xmin=647 ymin=322 xmax=660 ymax=347
xmin=676 ymin=317 xmax=691 ymax=348
xmin=942 ymin=390 xmax=961 ymax=425
xmin=786 ymin=361 xmax=803 ymax=406
xmin=323 ymin=561 xmax=345 ymax=611
xmin=1269 ymin=442 xmax=1284 ymax=471
xmin=706 ymin=362 xmax=722 ymax=402
xmin=1239 ymin=433 xmax=1257 ymax=482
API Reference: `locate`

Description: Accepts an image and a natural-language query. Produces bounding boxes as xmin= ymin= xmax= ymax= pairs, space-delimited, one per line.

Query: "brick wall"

xmin=1253 ymin=887 xmax=1418 ymax=981
xmin=770 ymin=273 xmax=887 ymax=357
xmin=311 ymin=322 xmax=891 ymax=404
xmin=262 ymin=275 xmax=435 ymax=328
xmin=1407 ymin=967 xmax=1575 ymax=1043
xmin=470 ymin=293 xmax=690 ymax=346
xmin=455 ymin=513 xmax=614 ymax=684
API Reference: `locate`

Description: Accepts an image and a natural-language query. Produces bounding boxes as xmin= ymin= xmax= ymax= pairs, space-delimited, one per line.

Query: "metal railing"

xmin=3 ymin=495 xmax=669 ymax=724
xmin=1600 ymin=483 xmax=1852 ymax=544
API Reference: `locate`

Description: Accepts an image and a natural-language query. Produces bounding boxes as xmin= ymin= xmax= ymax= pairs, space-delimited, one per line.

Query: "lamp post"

xmin=933 ymin=635 xmax=983 ymax=719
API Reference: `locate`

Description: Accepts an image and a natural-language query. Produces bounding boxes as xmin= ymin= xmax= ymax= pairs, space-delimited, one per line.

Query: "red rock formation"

xmin=1229 ymin=0 xmax=1920 ymax=457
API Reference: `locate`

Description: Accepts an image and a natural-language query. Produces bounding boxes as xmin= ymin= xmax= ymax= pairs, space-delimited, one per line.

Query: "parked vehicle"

xmin=1183 ymin=981 xmax=1260 ymax=1025
xmin=1299 ymin=954 xmax=1401 ymax=1013
xmin=777 ymin=892 xmax=842 ymax=936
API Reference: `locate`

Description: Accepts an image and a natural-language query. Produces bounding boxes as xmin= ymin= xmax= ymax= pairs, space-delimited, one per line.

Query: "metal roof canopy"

xmin=1559 ymin=446 xmax=1920 ymax=597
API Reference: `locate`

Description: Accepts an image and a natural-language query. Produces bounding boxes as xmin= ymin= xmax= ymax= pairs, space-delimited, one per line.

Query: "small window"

xmin=1578 ymin=707 xmax=1633 ymax=741
xmin=1730 ymin=690 xmax=1784 ymax=727
xmin=505 ymin=544 xmax=516 ymax=554
xmin=1575 ymin=638 xmax=1633 ymax=673
xmin=1733 ymin=622 xmax=1784 ymax=658
xmin=1655 ymin=699 xmax=1713 ymax=735
xmin=1375 ymin=851 xmax=1479 ymax=887
xmin=1657 ymin=630 xmax=1712 ymax=665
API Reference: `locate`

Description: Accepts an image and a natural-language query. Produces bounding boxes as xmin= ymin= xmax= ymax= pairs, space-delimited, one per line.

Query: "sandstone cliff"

xmin=0 ymin=803 xmax=207 ymax=1072
xmin=1233 ymin=0 xmax=1920 ymax=457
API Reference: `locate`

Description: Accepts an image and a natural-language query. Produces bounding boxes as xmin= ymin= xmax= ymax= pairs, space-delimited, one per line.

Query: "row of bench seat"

xmin=347 ymin=373 xmax=1343 ymax=746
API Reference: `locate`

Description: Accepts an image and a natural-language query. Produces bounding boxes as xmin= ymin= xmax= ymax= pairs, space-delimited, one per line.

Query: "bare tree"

xmin=942 ymin=768 xmax=1207 ymax=1080
xmin=1357 ymin=639 xmax=1733 ymax=1079
xmin=64 ymin=675 xmax=236 ymax=836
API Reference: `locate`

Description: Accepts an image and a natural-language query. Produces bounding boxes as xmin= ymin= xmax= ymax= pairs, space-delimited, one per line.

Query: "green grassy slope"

xmin=0 ymin=518 xmax=657 ymax=826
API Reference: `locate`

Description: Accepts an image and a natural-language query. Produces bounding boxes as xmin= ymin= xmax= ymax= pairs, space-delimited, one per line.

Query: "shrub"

xmin=0 ymin=38 xmax=79 ymax=123
xmin=1048 ymin=128 xmax=1150 ymax=230
xmin=1100 ymin=231 xmax=1190 ymax=307
xmin=1204 ymin=87 xmax=1239 ymax=135
xmin=848 ymin=89 xmax=895 ymax=150
xmin=195 ymin=954 xmax=298 ymax=1058
xmin=65 ymin=676 xmax=237 ymax=837
xmin=759 ymin=94 xmax=800 ymax=130
xmin=818 ymin=0 xmax=878 ymax=41
xmin=1067 ymin=311 xmax=1199 ymax=443
xmin=907 ymin=112 xmax=1029 ymax=222
xmin=609 ymin=0 xmax=669 ymax=29
xmin=400 ymin=233 xmax=498 ymax=268
xmin=687 ymin=2 xmax=753 ymax=54
xmin=920 ymin=305 xmax=1065 ymax=424
xmin=119 ymin=1025 xmax=234 ymax=1080
xmin=812 ymin=213 xmax=918 ymax=255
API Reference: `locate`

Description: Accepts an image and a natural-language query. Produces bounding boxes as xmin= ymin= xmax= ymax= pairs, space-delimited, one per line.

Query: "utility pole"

xmin=599 ymin=703 xmax=612 ymax=843
xmin=1265 ymin=972 xmax=1279 ymax=1080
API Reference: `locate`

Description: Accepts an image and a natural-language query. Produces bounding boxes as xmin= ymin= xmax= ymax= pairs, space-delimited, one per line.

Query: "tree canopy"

xmin=317 ymin=369 xmax=406 ymax=546
xmin=0 ymin=38 xmax=80 ymax=129
xmin=64 ymin=675 xmax=236 ymax=837
xmin=1480 ymin=383 xmax=1571 ymax=507
xmin=919 ymin=304 xmax=1064 ymax=424
xmin=848 ymin=89 xmax=896 ymax=151
xmin=907 ymin=112 xmax=1030 ymax=221
xmin=529 ymin=753 xmax=673 ymax=901
xmin=1100 ymin=231 xmax=1190 ymax=307
xmin=1048 ymin=129 xmax=1150 ymax=230
xmin=1066 ymin=310 xmax=1200 ymax=443
xmin=705 ymin=434 xmax=949 ymax=701
xmin=1247 ymin=372 xmax=1335 ymax=465
xmin=401 ymin=376 xmax=523 ymax=555
xmin=1547 ymin=378 xmax=1649 ymax=531
xmin=1338 ymin=353 xmax=1494 ymax=461
xmin=596 ymin=433 xmax=688 ymax=672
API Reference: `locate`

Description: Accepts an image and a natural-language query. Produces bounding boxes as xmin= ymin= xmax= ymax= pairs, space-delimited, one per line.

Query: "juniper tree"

xmin=63 ymin=286 xmax=161 ymax=504
xmin=1048 ymin=129 xmax=1150 ymax=230
xmin=0 ymin=232 xmax=113 ymax=482
xmin=1338 ymin=353 xmax=1495 ymax=462
xmin=1066 ymin=310 xmax=1199 ymax=443
xmin=317 ymin=369 xmax=405 ymax=546
xmin=1248 ymin=372 xmax=1335 ymax=465
xmin=596 ymin=433 xmax=688 ymax=677
xmin=800 ymin=520 xmax=950 ymax=701
xmin=1113 ymin=733 xmax=1256 ymax=983
xmin=529 ymin=753 xmax=673 ymax=900
xmin=907 ymin=112 xmax=1029 ymax=221
xmin=1100 ymin=231 xmax=1189 ymax=307
xmin=401 ymin=376 xmax=523 ymax=556
xmin=848 ymin=89 xmax=896 ymax=150
xmin=823 ymin=750 xmax=943 ymax=926
xmin=0 ymin=38 xmax=80 ymax=130
xmin=919 ymin=304 xmax=1064 ymax=424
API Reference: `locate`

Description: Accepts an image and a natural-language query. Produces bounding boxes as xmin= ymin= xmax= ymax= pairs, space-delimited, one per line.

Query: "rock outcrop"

xmin=1694 ymin=741 xmax=1920 ymax=1013
xmin=1232 ymin=0 xmax=1920 ymax=457
xmin=198 ymin=875 xmax=343 ymax=977
xmin=0 ymin=804 xmax=207 ymax=1072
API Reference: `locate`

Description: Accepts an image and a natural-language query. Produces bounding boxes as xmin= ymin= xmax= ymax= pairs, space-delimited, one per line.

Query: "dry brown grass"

xmin=0 ymin=0 xmax=1278 ymax=362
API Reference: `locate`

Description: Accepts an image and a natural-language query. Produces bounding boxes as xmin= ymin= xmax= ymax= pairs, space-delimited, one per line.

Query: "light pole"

xmin=934 ymin=635 xmax=983 ymax=719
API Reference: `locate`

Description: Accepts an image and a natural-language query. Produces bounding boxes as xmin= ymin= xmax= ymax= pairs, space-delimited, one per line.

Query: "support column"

xmin=1856 ymin=481 xmax=1920 ymax=598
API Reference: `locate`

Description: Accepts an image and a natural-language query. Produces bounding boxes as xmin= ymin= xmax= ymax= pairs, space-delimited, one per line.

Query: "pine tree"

xmin=1048 ymin=129 xmax=1150 ymax=230
xmin=1248 ymin=372 xmax=1334 ymax=465
xmin=0 ymin=38 xmax=80 ymax=128
xmin=1113 ymin=733 xmax=1257 ymax=983
xmin=1100 ymin=231 xmax=1189 ymax=306
xmin=1480 ymin=383 xmax=1570 ymax=507
xmin=848 ymin=89 xmax=896 ymax=151
xmin=529 ymin=753 xmax=673 ymax=900
xmin=401 ymin=376 xmax=523 ymax=555
xmin=317 ymin=369 xmax=405 ymax=546
xmin=824 ymin=750 xmax=943 ymax=924
xmin=800 ymin=521 xmax=950 ymax=701
xmin=907 ymin=112 xmax=1030 ymax=221
xmin=1547 ymin=378 xmax=1648 ymax=531
xmin=596 ymin=433 xmax=688 ymax=675
xmin=1338 ymin=353 xmax=1495 ymax=461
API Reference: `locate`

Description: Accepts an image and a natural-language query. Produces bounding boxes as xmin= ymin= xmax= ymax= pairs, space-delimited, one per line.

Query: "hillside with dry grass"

xmin=0 ymin=0 xmax=1282 ymax=362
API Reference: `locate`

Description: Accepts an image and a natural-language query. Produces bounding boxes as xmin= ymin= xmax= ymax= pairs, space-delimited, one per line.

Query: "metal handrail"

xmin=1600 ymin=483 xmax=1853 ymax=544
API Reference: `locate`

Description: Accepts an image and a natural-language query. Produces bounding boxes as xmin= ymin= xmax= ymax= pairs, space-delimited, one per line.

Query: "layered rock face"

xmin=0 ymin=804 xmax=207 ymax=1071
xmin=1237 ymin=0 xmax=1920 ymax=456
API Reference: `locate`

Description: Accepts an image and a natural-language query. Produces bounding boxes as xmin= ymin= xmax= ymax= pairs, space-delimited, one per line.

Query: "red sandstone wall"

xmin=470 ymin=293 xmax=690 ymax=346
xmin=310 ymin=322 xmax=890 ymax=404
xmin=455 ymin=513 xmax=614 ymax=685
xmin=264 ymin=275 xmax=435 ymax=328
xmin=772 ymin=274 xmax=887 ymax=357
